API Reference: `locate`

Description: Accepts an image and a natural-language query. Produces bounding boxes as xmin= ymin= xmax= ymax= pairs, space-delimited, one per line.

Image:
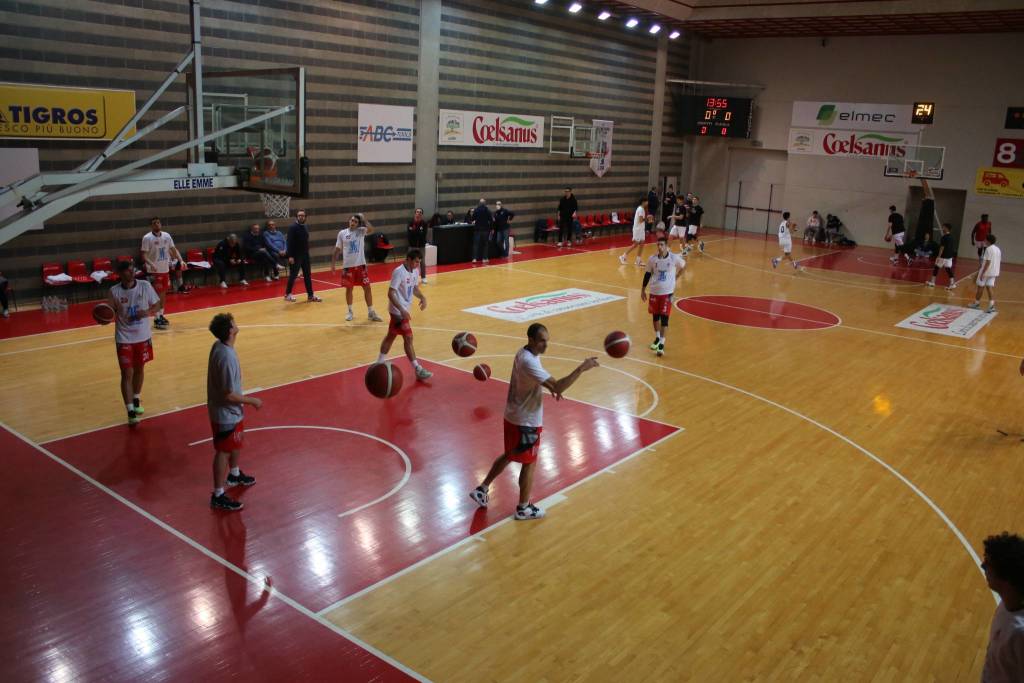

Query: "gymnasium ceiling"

xmin=576 ymin=0 xmax=1024 ymax=38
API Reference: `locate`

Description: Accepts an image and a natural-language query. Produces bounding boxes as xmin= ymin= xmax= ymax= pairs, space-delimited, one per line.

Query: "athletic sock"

xmin=125 ymin=403 xmax=134 ymax=412
xmin=230 ymin=467 xmax=240 ymax=477
xmin=214 ymin=487 xmax=224 ymax=497
xmin=412 ymin=360 xmax=422 ymax=370
xmin=376 ymin=353 xmax=387 ymax=363
xmin=347 ymin=306 xmax=353 ymax=313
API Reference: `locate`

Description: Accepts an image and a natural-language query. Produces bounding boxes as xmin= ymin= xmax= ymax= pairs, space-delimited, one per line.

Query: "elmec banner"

xmin=791 ymin=101 xmax=920 ymax=132
xmin=0 ymin=83 xmax=136 ymax=140
xmin=439 ymin=109 xmax=544 ymax=148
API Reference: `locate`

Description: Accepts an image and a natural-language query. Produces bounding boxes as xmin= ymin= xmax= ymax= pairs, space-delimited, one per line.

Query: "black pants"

xmin=247 ymin=248 xmax=278 ymax=276
xmin=214 ymin=258 xmax=246 ymax=284
xmin=472 ymin=230 xmax=491 ymax=261
xmin=408 ymin=232 xmax=427 ymax=277
xmin=558 ymin=216 xmax=572 ymax=243
xmin=0 ymin=277 xmax=8 ymax=310
xmin=286 ymin=253 xmax=313 ymax=296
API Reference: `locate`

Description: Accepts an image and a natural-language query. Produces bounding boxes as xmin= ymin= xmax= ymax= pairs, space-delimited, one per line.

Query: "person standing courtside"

xmin=925 ymin=223 xmax=958 ymax=290
xmin=332 ymin=213 xmax=383 ymax=322
xmin=140 ymin=217 xmax=181 ymax=329
xmin=493 ymin=200 xmax=515 ymax=258
xmin=469 ymin=323 xmax=599 ymax=520
xmin=979 ymin=531 xmax=1024 ymax=683
xmin=109 ymin=260 xmax=160 ymax=426
xmin=972 ymin=213 xmax=993 ymax=262
xmin=619 ymin=197 xmax=650 ymax=266
xmin=284 ymin=208 xmax=321 ymax=303
xmin=662 ymin=184 xmax=676 ymax=225
xmin=556 ymin=187 xmax=578 ymax=248
xmin=471 ymin=198 xmax=493 ymax=264
xmin=407 ymin=207 xmax=428 ymax=282
xmin=969 ymin=234 xmax=1001 ymax=313
xmin=207 ymin=312 xmax=262 ymax=512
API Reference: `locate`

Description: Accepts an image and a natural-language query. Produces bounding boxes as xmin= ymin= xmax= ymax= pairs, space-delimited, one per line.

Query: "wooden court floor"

xmin=1 ymin=233 xmax=1022 ymax=681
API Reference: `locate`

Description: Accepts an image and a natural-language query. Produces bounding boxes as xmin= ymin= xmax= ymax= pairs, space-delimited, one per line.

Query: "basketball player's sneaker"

xmin=127 ymin=410 xmax=139 ymax=426
xmin=307 ymin=295 xmax=322 ymax=303
xmin=132 ymin=399 xmax=144 ymax=416
xmin=656 ymin=341 xmax=665 ymax=357
xmin=345 ymin=310 xmax=354 ymax=321
xmin=792 ymin=260 xmax=799 ymax=270
xmin=634 ymin=257 xmax=643 ymax=266
xmin=226 ymin=470 xmax=256 ymax=487
xmin=240 ymin=279 xmax=249 ymax=286
xmin=415 ymin=366 xmax=433 ymax=381
xmin=968 ymin=302 xmax=981 ymax=309
xmin=264 ymin=275 xmax=272 ymax=282
xmin=368 ymin=310 xmax=384 ymax=322
xmin=469 ymin=486 xmax=489 ymax=508
xmin=986 ymin=304 xmax=996 ymax=313
xmin=284 ymin=294 xmax=296 ymax=302
xmin=618 ymin=254 xmax=626 ymax=265
xmin=210 ymin=493 xmax=243 ymax=511
xmin=698 ymin=241 xmax=705 ymax=253
xmin=771 ymin=257 xmax=780 ymax=269
xmin=514 ymin=503 xmax=545 ymax=521
xmin=889 ymin=255 xmax=899 ymax=264
xmin=649 ymin=338 xmax=660 ymax=351
xmin=925 ymin=279 xmax=935 ymax=287
xmin=945 ymin=283 xmax=957 ymax=291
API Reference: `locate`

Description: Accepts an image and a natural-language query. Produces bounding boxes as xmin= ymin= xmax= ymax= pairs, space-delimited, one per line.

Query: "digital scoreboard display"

xmin=673 ymin=95 xmax=753 ymax=138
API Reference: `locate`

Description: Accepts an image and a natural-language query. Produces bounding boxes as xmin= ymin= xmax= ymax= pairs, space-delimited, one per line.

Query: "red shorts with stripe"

xmin=503 ymin=419 xmax=543 ymax=464
xmin=116 ymin=339 xmax=154 ymax=369
xmin=388 ymin=314 xmax=412 ymax=337
xmin=647 ymin=293 xmax=673 ymax=316
xmin=212 ymin=421 xmax=244 ymax=452
xmin=150 ymin=272 xmax=170 ymax=294
xmin=341 ymin=265 xmax=370 ymax=289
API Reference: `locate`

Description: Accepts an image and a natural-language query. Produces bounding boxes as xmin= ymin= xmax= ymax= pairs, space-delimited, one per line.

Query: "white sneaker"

xmin=471 ymin=259 xmax=478 ymax=263
xmin=2 ymin=309 xmax=8 ymax=318
xmin=635 ymin=258 xmax=642 ymax=266
xmin=946 ymin=283 xmax=957 ymax=290
xmin=925 ymin=280 xmax=935 ymax=287
xmin=284 ymin=294 xmax=296 ymax=302
xmin=469 ymin=487 xmax=489 ymax=508
xmin=414 ymin=366 xmax=433 ymax=381
xmin=421 ymin=278 xmax=428 ymax=284
xmin=618 ymin=254 xmax=626 ymax=265
xmin=220 ymin=281 xmax=228 ymax=288
xmin=556 ymin=242 xmax=562 ymax=247
xmin=889 ymin=256 xmax=898 ymax=264
xmin=345 ymin=310 xmax=354 ymax=321
xmin=514 ymin=504 xmax=545 ymax=521
xmin=968 ymin=302 xmax=980 ymax=309
xmin=265 ymin=276 xmax=271 ymax=282
xmin=368 ymin=310 xmax=384 ymax=322
xmin=483 ymin=259 xmax=489 ymax=264
xmin=698 ymin=241 xmax=705 ymax=253
xmin=986 ymin=304 xmax=996 ymax=313
xmin=792 ymin=260 xmax=799 ymax=270
xmin=240 ymin=279 xmax=249 ymax=286
xmin=771 ymin=257 xmax=779 ymax=269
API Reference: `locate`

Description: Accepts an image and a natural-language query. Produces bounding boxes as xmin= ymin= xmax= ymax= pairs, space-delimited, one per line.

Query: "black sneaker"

xmin=159 ymin=315 xmax=170 ymax=326
xmin=210 ymin=493 xmax=243 ymax=511
xmin=226 ymin=470 xmax=256 ymax=487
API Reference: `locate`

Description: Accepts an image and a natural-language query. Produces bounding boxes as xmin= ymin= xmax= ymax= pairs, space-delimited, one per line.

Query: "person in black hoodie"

xmin=556 ymin=187 xmax=578 ymax=247
xmin=493 ymin=201 xmax=515 ymax=257
xmin=471 ymin=198 xmax=493 ymax=263
xmin=407 ymin=207 xmax=428 ymax=281
xmin=284 ymin=209 xmax=321 ymax=302
xmin=213 ymin=234 xmax=247 ymax=288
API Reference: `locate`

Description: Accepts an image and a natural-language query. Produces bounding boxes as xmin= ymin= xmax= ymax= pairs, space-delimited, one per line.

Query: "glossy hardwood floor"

xmin=2 ymin=234 xmax=1021 ymax=681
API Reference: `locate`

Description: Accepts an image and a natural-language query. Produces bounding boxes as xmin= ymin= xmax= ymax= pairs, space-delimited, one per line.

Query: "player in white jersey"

xmin=618 ymin=198 xmax=652 ymax=266
xmin=771 ymin=211 xmax=799 ymax=270
xmin=331 ymin=214 xmax=383 ymax=323
xmin=469 ymin=323 xmax=599 ymax=520
xmin=140 ymin=217 xmax=181 ymax=329
xmin=969 ymin=233 xmax=1002 ymax=313
xmin=641 ymin=235 xmax=686 ymax=357
xmin=108 ymin=260 xmax=161 ymax=425
xmin=375 ymin=249 xmax=431 ymax=381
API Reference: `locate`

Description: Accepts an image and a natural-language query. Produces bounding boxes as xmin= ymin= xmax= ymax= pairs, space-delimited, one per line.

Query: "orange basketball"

xmin=452 ymin=332 xmax=478 ymax=357
xmin=604 ymin=330 xmax=630 ymax=358
xmin=473 ymin=363 xmax=491 ymax=381
xmin=364 ymin=362 xmax=404 ymax=399
xmin=92 ymin=302 xmax=115 ymax=325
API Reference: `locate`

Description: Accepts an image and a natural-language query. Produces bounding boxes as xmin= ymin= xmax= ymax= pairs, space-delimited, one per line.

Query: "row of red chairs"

xmin=542 ymin=211 xmax=636 ymax=237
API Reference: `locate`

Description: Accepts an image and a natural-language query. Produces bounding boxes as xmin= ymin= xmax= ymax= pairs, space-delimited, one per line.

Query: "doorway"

xmin=906 ymin=186 xmax=967 ymax=246
xmin=725 ymin=148 xmax=788 ymax=235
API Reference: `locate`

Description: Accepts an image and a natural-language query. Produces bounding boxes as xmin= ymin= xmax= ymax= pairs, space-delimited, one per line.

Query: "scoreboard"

xmin=674 ymin=95 xmax=753 ymax=138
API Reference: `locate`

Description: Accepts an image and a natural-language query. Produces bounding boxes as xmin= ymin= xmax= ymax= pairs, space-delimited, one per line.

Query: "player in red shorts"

xmin=641 ymin=235 xmax=686 ymax=357
xmin=206 ymin=313 xmax=263 ymax=511
xmin=331 ymin=214 xmax=383 ymax=323
xmin=375 ymin=249 xmax=431 ymax=381
xmin=140 ymin=217 xmax=182 ymax=330
xmin=469 ymin=323 xmax=598 ymax=520
xmin=109 ymin=260 xmax=161 ymax=425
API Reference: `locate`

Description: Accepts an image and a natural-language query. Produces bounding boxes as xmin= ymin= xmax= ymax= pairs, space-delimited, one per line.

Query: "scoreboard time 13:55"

xmin=677 ymin=95 xmax=753 ymax=138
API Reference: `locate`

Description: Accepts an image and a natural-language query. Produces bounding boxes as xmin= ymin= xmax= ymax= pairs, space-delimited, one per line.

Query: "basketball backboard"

xmin=549 ymin=115 xmax=597 ymax=158
xmin=883 ymin=144 xmax=945 ymax=181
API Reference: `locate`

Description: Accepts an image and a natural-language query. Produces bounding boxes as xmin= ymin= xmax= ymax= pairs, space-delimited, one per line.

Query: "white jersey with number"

xmin=778 ymin=220 xmax=793 ymax=245
xmin=109 ymin=280 xmax=159 ymax=344
xmin=982 ymin=244 xmax=1002 ymax=279
xmin=335 ymin=227 xmax=367 ymax=268
xmin=141 ymin=231 xmax=176 ymax=274
xmin=388 ymin=263 xmax=420 ymax=317
xmin=633 ymin=206 xmax=647 ymax=232
xmin=504 ymin=347 xmax=552 ymax=428
xmin=646 ymin=252 xmax=686 ymax=295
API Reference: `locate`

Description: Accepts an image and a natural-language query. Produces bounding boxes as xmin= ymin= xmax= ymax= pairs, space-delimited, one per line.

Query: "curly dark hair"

xmin=983 ymin=532 xmax=1024 ymax=593
xmin=209 ymin=312 xmax=235 ymax=343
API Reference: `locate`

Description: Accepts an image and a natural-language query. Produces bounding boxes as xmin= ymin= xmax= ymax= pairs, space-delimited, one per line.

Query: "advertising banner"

xmin=439 ymin=109 xmax=544 ymax=148
xmin=0 ymin=82 xmax=136 ymax=140
xmin=791 ymin=101 xmax=920 ymax=132
xmin=357 ymin=104 xmax=414 ymax=163
xmin=895 ymin=304 xmax=996 ymax=339
xmin=590 ymin=119 xmax=613 ymax=177
xmin=788 ymin=127 xmax=919 ymax=159
xmin=974 ymin=166 xmax=1024 ymax=199
xmin=464 ymin=288 xmax=624 ymax=323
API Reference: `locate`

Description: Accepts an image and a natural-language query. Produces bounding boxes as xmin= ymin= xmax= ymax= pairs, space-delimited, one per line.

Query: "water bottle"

xmin=42 ymin=296 xmax=52 ymax=312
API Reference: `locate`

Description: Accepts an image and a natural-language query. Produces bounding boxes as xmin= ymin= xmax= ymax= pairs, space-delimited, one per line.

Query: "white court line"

xmin=681 ymin=296 xmax=842 ymax=329
xmin=187 ymin=425 xmax=412 ymax=519
xmin=1 ymin=420 xmax=431 ymax=682
xmin=795 ymin=248 xmax=846 ymax=264
xmin=315 ymin=427 xmax=684 ymax=616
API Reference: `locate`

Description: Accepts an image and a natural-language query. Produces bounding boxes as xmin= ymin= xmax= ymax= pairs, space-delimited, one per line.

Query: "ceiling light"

xmin=669 ymin=30 xmax=680 ymax=39
xmin=649 ymin=24 xmax=661 ymax=34
xmin=626 ymin=18 xmax=638 ymax=28
xmin=534 ymin=0 xmax=548 ymax=4
xmin=598 ymin=10 xmax=611 ymax=20
xmin=569 ymin=2 xmax=582 ymax=12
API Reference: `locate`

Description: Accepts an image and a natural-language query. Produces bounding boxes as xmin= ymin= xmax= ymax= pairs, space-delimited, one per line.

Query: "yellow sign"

xmin=0 ymin=83 xmax=136 ymax=140
xmin=975 ymin=166 xmax=1024 ymax=199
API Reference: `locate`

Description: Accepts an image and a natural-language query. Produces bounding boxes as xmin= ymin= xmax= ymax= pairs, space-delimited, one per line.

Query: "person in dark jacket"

xmin=662 ymin=184 xmax=676 ymax=224
xmin=444 ymin=210 xmax=457 ymax=225
xmin=213 ymin=234 xmax=247 ymax=288
xmin=284 ymin=209 xmax=321 ymax=302
xmin=471 ymin=198 xmax=493 ymax=263
xmin=648 ymin=187 xmax=659 ymax=222
xmin=407 ymin=207 xmax=428 ymax=281
xmin=493 ymin=201 xmax=515 ymax=257
xmin=556 ymin=187 xmax=578 ymax=247
xmin=242 ymin=223 xmax=279 ymax=281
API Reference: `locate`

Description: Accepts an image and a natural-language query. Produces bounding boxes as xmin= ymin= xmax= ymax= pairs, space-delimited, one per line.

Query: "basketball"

xmin=364 ymin=362 xmax=404 ymax=399
xmin=884 ymin=234 xmax=892 ymax=242
xmin=604 ymin=330 xmax=630 ymax=358
xmin=452 ymin=331 xmax=478 ymax=357
xmin=92 ymin=302 xmax=115 ymax=325
xmin=473 ymin=363 xmax=491 ymax=381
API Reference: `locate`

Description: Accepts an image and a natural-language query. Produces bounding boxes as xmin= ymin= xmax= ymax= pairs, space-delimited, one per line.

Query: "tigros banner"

xmin=0 ymin=82 xmax=136 ymax=140
xmin=788 ymin=127 xmax=919 ymax=159
xmin=357 ymin=103 xmax=413 ymax=163
xmin=439 ymin=109 xmax=544 ymax=148
xmin=791 ymin=101 xmax=920 ymax=132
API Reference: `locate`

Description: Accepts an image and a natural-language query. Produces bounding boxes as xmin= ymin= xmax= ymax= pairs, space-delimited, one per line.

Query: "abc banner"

xmin=0 ymin=83 xmax=136 ymax=140
xmin=357 ymin=104 xmax=414 ymax=163
xmin=439 ymin=109 xmax=544 ymax=148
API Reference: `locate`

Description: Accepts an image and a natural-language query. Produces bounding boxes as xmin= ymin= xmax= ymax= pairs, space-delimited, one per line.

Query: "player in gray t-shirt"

xmin=207 ymin=313 xmax=263 ymax=511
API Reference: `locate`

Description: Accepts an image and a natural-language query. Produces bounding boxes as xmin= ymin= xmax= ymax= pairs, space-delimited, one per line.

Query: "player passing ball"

xmin=641 ymin=235 xmax=686 ymax=357
xmin=469 ymin=323 xmax=599 ymax=520
xmin=771 ymin=211 xmax=799 ymax=270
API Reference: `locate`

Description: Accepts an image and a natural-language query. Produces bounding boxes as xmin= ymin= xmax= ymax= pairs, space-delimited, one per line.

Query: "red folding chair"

xmin=41 ymin=262 xmax=73 ymax=304
xmin=93 ymin=257 xmax=119 ymax=284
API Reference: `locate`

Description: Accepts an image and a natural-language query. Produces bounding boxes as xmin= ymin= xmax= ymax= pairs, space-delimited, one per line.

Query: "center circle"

xmin=676 ymin=295 xmax=841 ymax=330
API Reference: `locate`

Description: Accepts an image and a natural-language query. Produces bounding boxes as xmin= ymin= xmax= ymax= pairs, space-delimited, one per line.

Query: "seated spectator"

xmin=213 ymin=234 xmax=247 ymax=288
xmin=804 ymin=211 xmax=822 ymax=243
xmin=912 ymin=231 xmax=938 ymax=261
xmin=825 ymin=214 xmax=843 ymax=245
xmin=0 ymin=270 xmax=9 ymax=318
xmin=444 ymin=210 xmax=457 ymax=225
xmin=572 ymin=216 xmax=583 ymax=244
xmin=242 ymin=222 xmax=280 ymax=281
xmin=263 ymin=219 xmax=287 ymax=266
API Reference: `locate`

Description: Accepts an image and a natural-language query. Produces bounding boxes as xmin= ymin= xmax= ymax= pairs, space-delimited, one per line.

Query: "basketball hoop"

xmin=906 ymin=169 xmax=918 ymax=178
xmin=260 ymin=192 xmax=291 ymax=218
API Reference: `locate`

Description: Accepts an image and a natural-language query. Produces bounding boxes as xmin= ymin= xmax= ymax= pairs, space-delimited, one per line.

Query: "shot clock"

xmin=673 ymin=95 xmax=753 ymax=138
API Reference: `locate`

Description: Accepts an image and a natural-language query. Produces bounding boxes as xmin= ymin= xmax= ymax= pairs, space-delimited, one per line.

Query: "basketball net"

xmin=260 ymin=193 xmax=291 ymax=218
